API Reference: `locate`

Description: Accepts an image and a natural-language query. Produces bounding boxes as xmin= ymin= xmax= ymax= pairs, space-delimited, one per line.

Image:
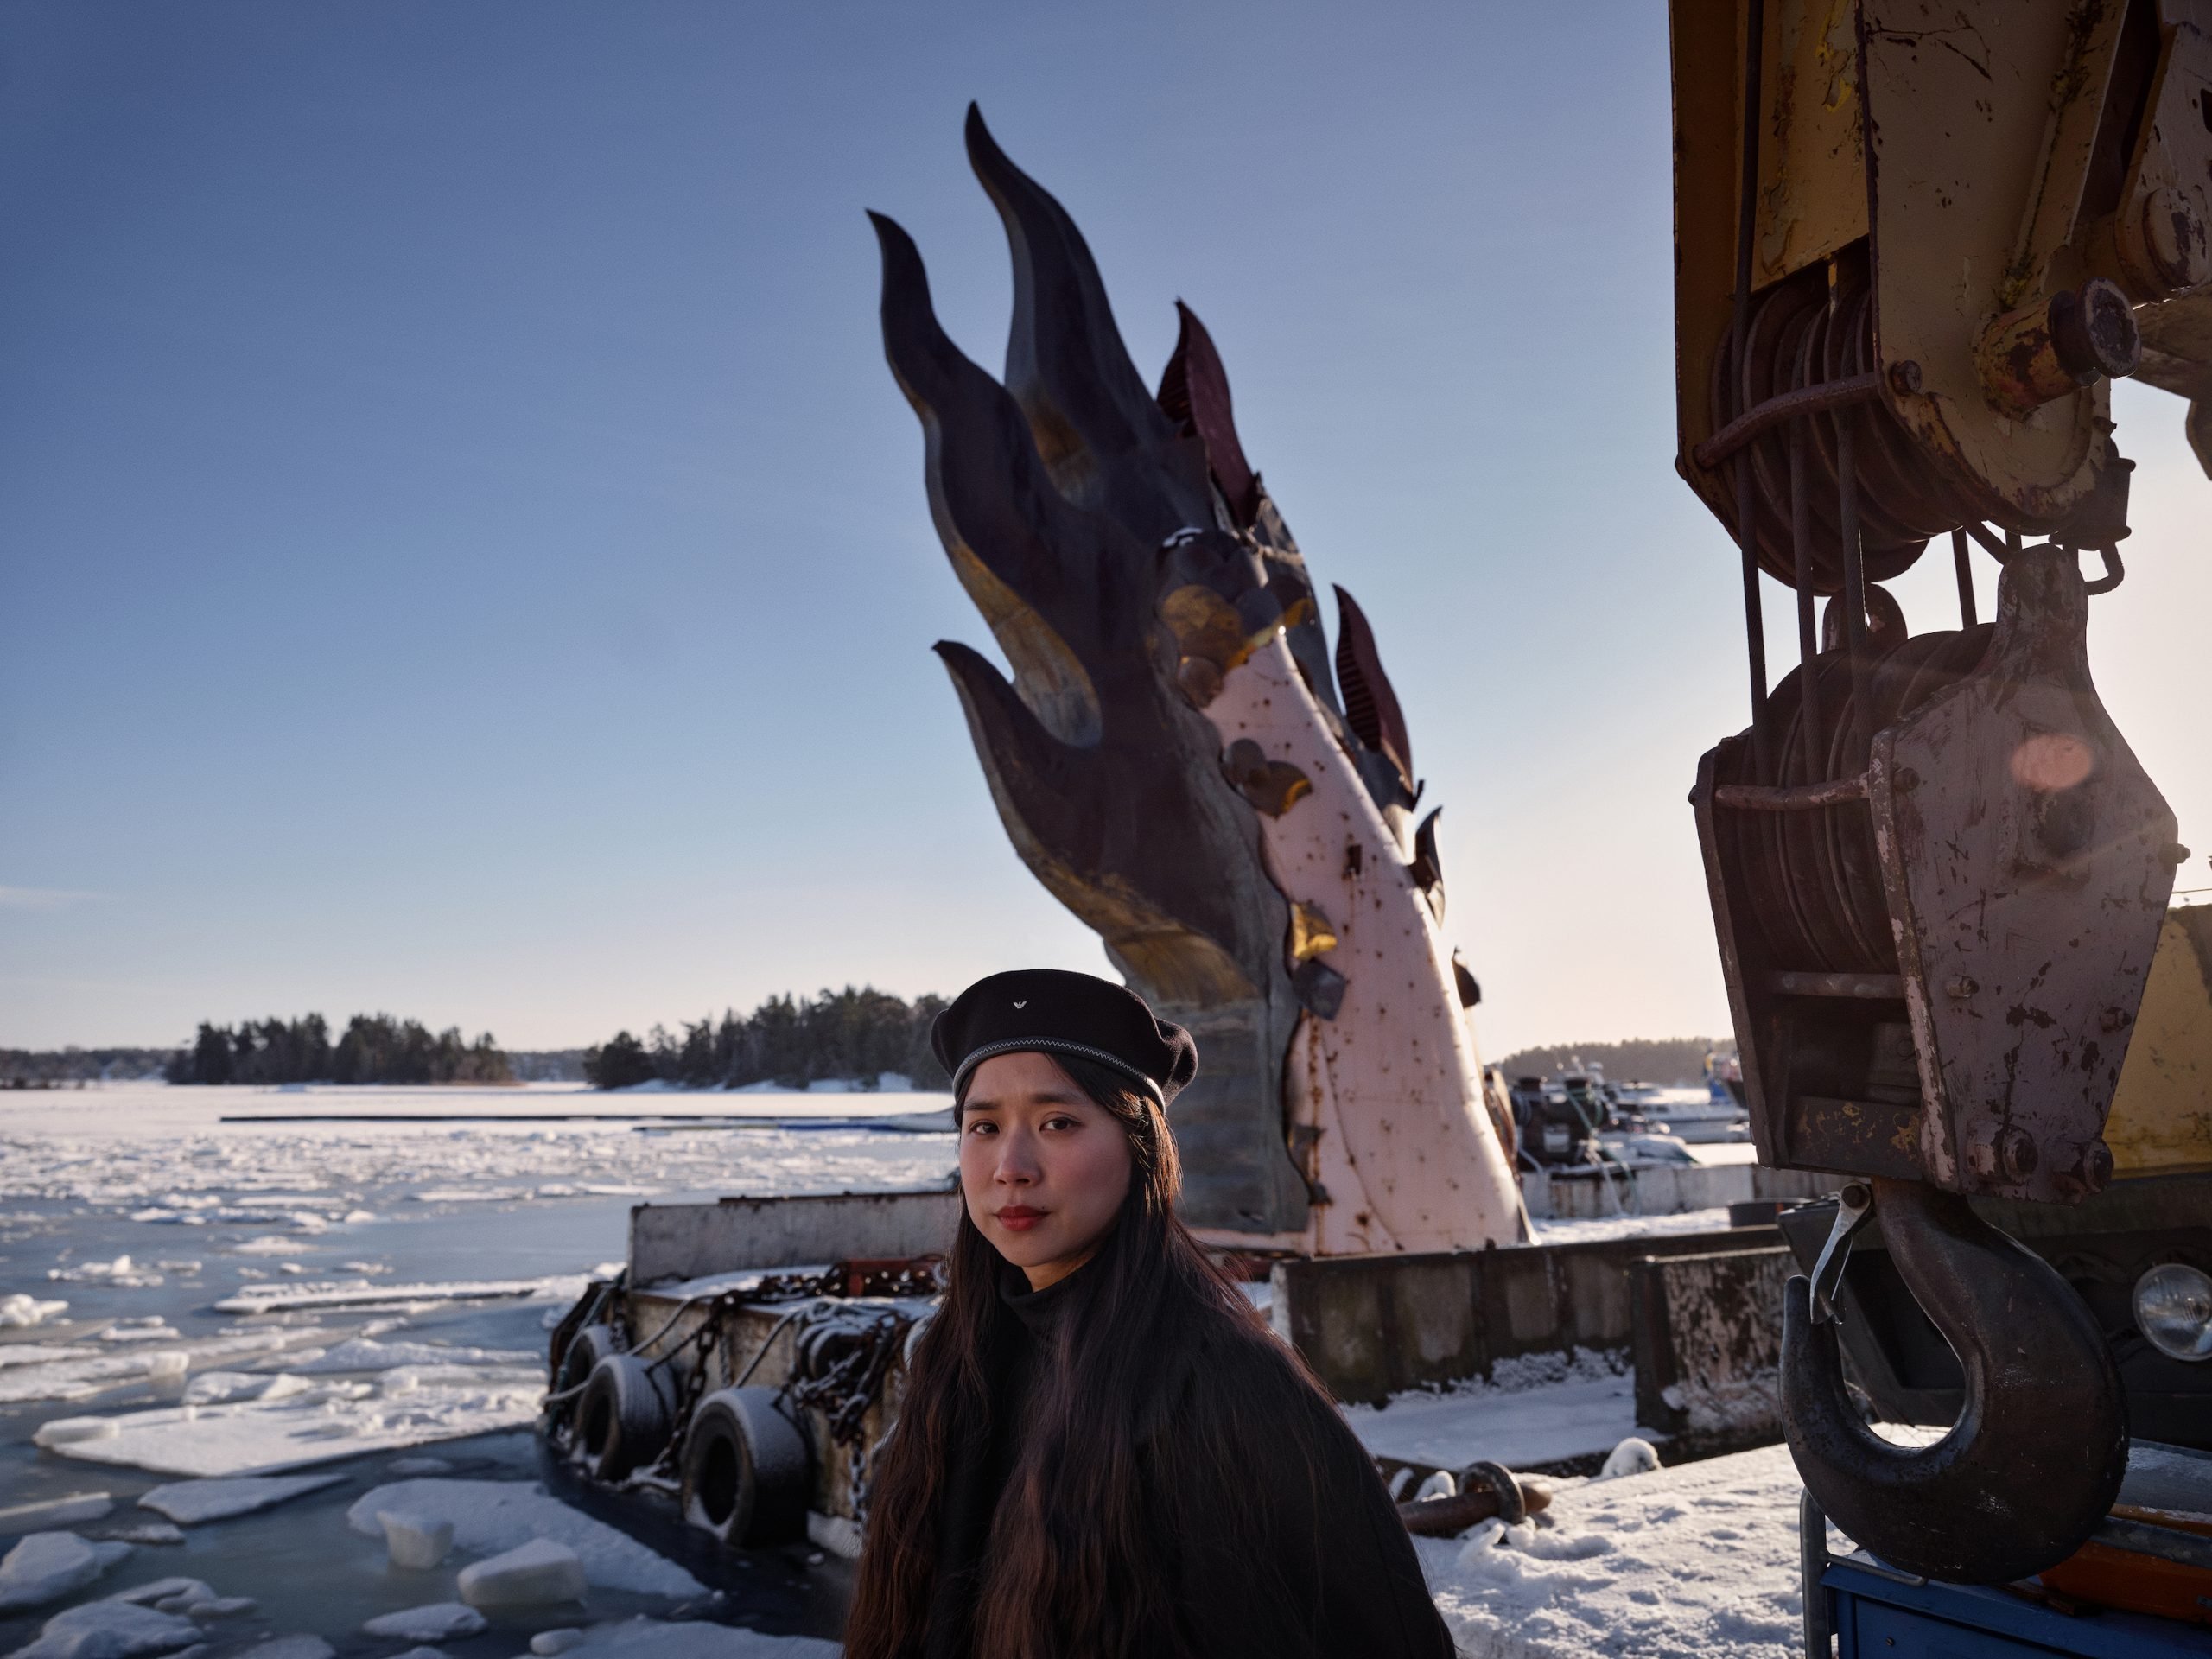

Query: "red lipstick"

xmin=995 ymin=1205 xmax=1045 ymax=1232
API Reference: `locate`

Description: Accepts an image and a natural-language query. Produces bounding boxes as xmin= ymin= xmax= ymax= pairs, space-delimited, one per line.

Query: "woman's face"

xmin=959 ymin=1051 xmax=1135 ymax=1290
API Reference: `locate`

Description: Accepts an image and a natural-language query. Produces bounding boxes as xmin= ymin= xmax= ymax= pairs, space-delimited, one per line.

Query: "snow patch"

xmin=1343 ymin=1349 xmax=1652 ymax=1471
xmin=1419 ymin=1442 xmax=1809 ymax=1659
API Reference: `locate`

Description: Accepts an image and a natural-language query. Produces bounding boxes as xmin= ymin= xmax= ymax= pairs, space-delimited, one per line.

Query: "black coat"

xmin=921 ymin=1265 xmax=1456 ymax=1659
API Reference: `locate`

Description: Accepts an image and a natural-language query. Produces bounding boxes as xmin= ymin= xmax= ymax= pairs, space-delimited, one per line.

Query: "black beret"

xmin=931 ymin=969 xmax=1198 ymax=1107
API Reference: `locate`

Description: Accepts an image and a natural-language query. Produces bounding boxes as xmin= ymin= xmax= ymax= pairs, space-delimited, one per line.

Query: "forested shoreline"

xmin=164 ymin=1014 xmax=512 ymax=1085
xmin=4 ymin=1011 xmax=1727 ymax=1093
xmin=584 ymin=986 xmax=950 ymax=1090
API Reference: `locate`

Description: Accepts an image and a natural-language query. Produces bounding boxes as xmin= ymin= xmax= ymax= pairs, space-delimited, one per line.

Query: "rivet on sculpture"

xmin=872 ymin=107 xmax=1527 ymax=1255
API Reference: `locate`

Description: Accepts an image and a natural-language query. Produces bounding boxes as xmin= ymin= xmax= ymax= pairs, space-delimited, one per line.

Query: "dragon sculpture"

xmin=872 ymin=108 xmax=1525 ymax=1255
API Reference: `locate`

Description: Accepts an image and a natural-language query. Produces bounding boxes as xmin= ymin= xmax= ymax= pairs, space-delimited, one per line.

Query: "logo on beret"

xmin=1013 ymin=1001 xmax=1027 ymax=1008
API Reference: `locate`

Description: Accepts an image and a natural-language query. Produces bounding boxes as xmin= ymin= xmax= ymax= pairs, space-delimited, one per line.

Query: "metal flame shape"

xmin=873 ymin=108 xmax=1523 ymax=1249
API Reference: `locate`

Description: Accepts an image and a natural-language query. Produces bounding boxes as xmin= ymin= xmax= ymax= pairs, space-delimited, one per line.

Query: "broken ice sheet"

xmin=0 ymin=1328 xmax=334 ymax=1405
xmin=7 ymin=1597 xmax=200 ymax=1659
xmin=0 ymin=1532 xmax=133 ymax=1613
xmin=557 ymin=1618 xmax=840 ymax=1659
xmin=41 ymin=1376 xmax=543 ymax=1477
xmin=137 ymin=1475 xmax=346 ymax=1525
xmin=215 ymin=1275 xmax=590 ymax=1316
xmin=363 ymin=1603 xmax=486 ymax=1641
xmin=344 ymin=1482 xmax=704 ymax=1599
xmin=283 ymin=1338 xmax=537 ymax=1374
xmin=0 ymin=1493 xmax=114 ymax=1535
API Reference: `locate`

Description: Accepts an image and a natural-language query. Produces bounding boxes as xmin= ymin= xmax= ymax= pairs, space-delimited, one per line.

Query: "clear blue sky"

xmin=4 ymin=2 xmax=2206 ymax=1055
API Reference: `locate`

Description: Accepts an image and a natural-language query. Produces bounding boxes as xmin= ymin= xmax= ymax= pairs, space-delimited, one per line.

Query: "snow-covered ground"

xmin=3 ymin=1080 xmax=1817 ymax=1658
xmin=1420 ymin=1444 xmax=1810 ymax=1658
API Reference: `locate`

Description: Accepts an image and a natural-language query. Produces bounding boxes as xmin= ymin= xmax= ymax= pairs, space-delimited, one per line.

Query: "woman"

xmin=846 ymin=969 xmax=1456 ymax=1659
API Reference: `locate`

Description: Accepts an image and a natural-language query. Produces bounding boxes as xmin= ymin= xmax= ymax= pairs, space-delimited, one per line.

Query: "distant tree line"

xmin=586 ymin=986 xmax=950 ymax=1091
xmin=1491 ymin=1037 xmax=1732 ymax=1087
xmin=508 ymin=1050 xmax=588 ymax=1084
xmin=164 ymin=1014 xmax=512 ymax=1085
xmin=1 ymin=1047 xmax=174 ymax=1087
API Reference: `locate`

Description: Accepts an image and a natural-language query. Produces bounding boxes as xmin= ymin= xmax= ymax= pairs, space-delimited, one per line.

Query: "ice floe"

xmin=251 ymin=1637 xmax=335 ymax=1659
xmin=94 ymin=1322 xmax=181 ymax=1344
xmin=103 ymin=1579 xmax=251 ymax=1618
xmin=0 ymin=1347 xmax=98 ymax=1372
xmin=0 ymin=1294 xmax=69 ymax=1327
xmin=361 ymin=1604 xmax=486 ymax=1642
xmin=136 ymin=1475 xmax=346 ymax=1525
xmin=0 ymin=1495 xmax=113 ymax=1536
xmin=47 ymin=1258 xmax=163 ymax=1289
xmin=98 ymin=1525 xmax=183 ymax=1548
xmin=343 ymin=1482 xmax=703 ymax=1599
xmin=0 ymin=1328 xmax=334 ymax=1405
xmin=214 ymin=1277 xmax=588 ymax=1317
xmin=0 ymin=1533 xmax=132 ymax=1613
xmin=5 ymin=1596 xmax=200 ymax=1659
xmin=40 ymin=1376 xmax=543 ymax=1478
xmin=553 ymin=1618 xmax=840 ymax=1659
xmin=283 ymin=1338 xmax=537 ymax=1374
xmin=374 ymin=1510 xmax=454 ymax=1569
xmin=457 ymin=1539 xmax=586 ymax=1609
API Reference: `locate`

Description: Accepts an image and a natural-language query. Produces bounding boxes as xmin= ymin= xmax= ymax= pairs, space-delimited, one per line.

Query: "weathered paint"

xmin=1198 ymin=637 xmax=1529 ymax=1255
xmin=2105 ymin=906 xmax=2212 ymax=1174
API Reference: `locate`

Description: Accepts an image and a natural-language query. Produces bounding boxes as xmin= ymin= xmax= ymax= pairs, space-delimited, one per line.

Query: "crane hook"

xmin=1779 ymin=1176 xmax=2127 ymax=1584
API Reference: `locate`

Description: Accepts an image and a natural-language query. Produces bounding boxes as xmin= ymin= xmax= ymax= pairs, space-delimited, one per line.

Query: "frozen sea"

xmin=1 ymin=1080 xmax=958 ymax=1657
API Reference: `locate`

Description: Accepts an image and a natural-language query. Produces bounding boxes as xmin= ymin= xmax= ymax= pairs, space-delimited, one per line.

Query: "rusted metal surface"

xmin=1872 ymin=544 xmax=2178 ymax=1201
xmin=1698 ymin=548 xmax=2176 ymax=1198
xmin=1780 ymin=1177 xmax=2127 ymax=1583
xmin=1398 ymin=1465 xmax=1550 ymax=1537
xmin=1267 ymin=1226 xmax=1785 ymax=1404
xmin=1713 ymin=773 xmax=1868 ymax=810
xmin=1630 ymin=1245 xmax=1794 ymax=1446
xmin=1673 ymin=0 xmax=2212 ymax=546
xmin=1693 ymin=371 xmax=1880 ymax=470
xmin=1977 ymin=279 xmax=2142 ymax=416
xmin=2091 ymin=21 xmax=2212 ymax=302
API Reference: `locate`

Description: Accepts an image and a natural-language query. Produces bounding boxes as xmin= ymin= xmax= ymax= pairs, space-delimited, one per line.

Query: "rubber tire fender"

xmin=575 ymin=1352 xmax=676 ymax=1482
xmin=548 ymin=1323 xmax=618 ymax=1443
xmin=680 ymin=1386 xmax=812 ymax=1548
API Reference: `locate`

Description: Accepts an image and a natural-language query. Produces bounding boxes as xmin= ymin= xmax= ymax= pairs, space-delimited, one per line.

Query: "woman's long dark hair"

xmin=844 ymin=1052 xmax=1294 ymax=1659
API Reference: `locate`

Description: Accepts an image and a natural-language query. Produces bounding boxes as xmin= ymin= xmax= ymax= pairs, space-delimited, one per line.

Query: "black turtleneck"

xmin=909 ymin=1252 xmax=1453 ymax=1659
xmin=919 ymin=1262 xmax=1083 ymax=1659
